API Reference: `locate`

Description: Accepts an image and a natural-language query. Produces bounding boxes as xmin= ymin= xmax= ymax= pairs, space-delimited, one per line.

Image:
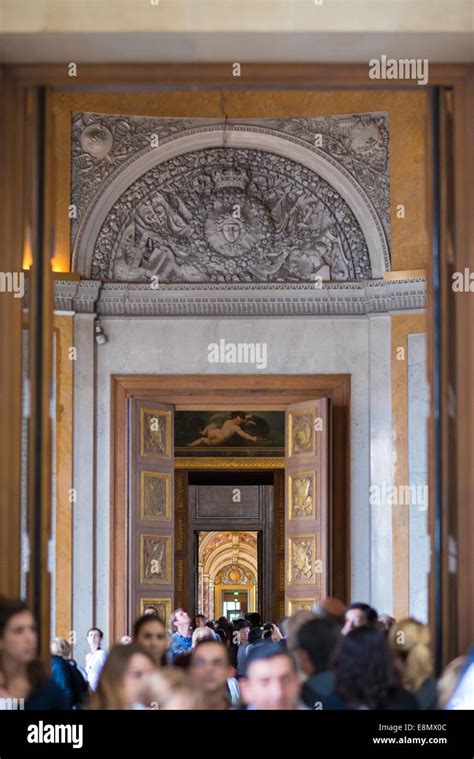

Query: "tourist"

xmin=324 ymin=626 xmax=418 ymax=709
xmin=85 ymin=627 xmax=107 ymax=691
xmin=229 ymin=618 xmax=250 ymax=677
xmin=133 ymin=614 xmax=168 ymax=666
xmin=169 ymin=608 xmax=192 ymax=661
xmin=0 ymin=597 xmax=68 ymax=710
xmin=341 ymin=602 xmax=378 ymax=635
xmin=190 ymin=639 xmax=238 ymax=709
xmin=88 ymin=643 xmax=155 ymax=709
xmin=50 ymin=637 xmax=88 ymax=709
xmin=295 ymin=617 xmax=340 ymax=708
xmin=240 ymin=642 xmax=304 ymax=710
xmin=389 ymin=618 xmax=437 ymax=709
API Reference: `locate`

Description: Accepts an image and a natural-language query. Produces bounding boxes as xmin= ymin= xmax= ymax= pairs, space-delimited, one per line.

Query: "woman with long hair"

xmin=0 ymin=596 xmax=68 ymax=710
xmin=389 ymin=618 xmax=437 ymax=709
xmin=88 ymin=643 xmax=155 ymax=710
xmin=132 ymin=615 xmax=169 ymax=666
xmin=325 ymin=625 xmax=418 ymax=710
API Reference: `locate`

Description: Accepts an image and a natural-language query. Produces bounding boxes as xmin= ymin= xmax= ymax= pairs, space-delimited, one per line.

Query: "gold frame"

xmin=140 ymin=534 xmax=172 ymax=585
xmin=288 ymin=535 xmax=318 ymax=585
xmin=288 ymin=409 xmax=317 ymax=458
xmin=140 ymin=470 xmax=172 ymax=522
xmin=288 ymin=470 xmax=317 ymax=520
xmin=175 ymin=456 xmax=284 ymax=470
xmin=139 ymin=598 xmax=172 ymax=628
xmin=288 ymin=599 xmax=317 ymax=615
xmin=140 ymin=407 xmax=172 ymax=460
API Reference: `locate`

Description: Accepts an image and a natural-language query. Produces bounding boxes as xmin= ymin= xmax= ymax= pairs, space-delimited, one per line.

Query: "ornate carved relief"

xmin=71 ymin=113 xmax=391 ymax=283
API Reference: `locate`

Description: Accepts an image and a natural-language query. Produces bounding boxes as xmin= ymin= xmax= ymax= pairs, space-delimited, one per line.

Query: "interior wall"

xmin=66 ymin=311 xmax=429 ymax=663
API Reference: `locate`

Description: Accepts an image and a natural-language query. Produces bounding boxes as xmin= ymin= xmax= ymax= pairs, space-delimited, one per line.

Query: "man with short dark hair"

xmin=240 ymin=642 xmax=304 ymax=710
xmin=295 ymin=617 xmax=340 ymax=708
xmin=229 ymin=619 xmax=251 ymax=677
xmin=190 ymin=640 xmax=238 ymax=709
xmin=341 ymin=602 xmax=378 ymax=635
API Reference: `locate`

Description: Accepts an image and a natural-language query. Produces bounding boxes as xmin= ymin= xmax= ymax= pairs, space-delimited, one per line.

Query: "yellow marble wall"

xmin=53 ymin=314 xmax=74 ymax=637
xmin=391 ymin=312 xmax=427 ymax=619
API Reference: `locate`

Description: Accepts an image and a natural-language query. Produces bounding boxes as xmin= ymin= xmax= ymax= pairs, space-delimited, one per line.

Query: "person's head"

xmin=89 ymin=643 xmax=155 ymax=710
xmin=215 ymin=627 xmax=227 ymax=644
xmin=378 ymin=613 xmax=396 ymax=634
xmin=285 ymin=610 xmax=316 ymax=652
xmin=388 ymin=618 xmax=433 ymax=692
xmin=87 ymin=627 xmax=104 ymax=651
xmin=230 ymin=411 xmax=246 ymax=425
xmin=192 ymin=626 xmax=215 ymax=648
xmin=234 ymin=618 xmax=250 ymax=644
xmin=313 ymin=597 xmax=346 ymax=627
xmin=247 ymin=612 xmax=261 ymax=628
xmin=341 ymin=603 xmax=377 ymax=635
xmin=217 ymin=616 xmax=232 ymax=633
xmin=240 ymin=643 xmax=300 ymax=710
xmin=143 ymin=606 xmax=159 ymax=617
xmin=50 ymin=637 xmax=71 ymax=659
xmin=170 ymin=608 xmax=190 ymax=633
xmin=191 ymin=640 xmax=232 ymax=701
xmin=0 ymin=597 xmax=48 ymax=698
xmin=0 ymin=597 xmax=37 ymax=668
xmin=144 ymin=668 xmax=202 ymax=710
xmin=333 ymin=626 xmax=398 ymax=709
xmin=194 ymin=614 xmax=207 ymax=629
xmin=295 ymin=618 xmax=340 ymax=677
xmin=133 ymin=615 xmax=168 ymax=665
xmin=248 ymin=626 xmax=263 ymax=646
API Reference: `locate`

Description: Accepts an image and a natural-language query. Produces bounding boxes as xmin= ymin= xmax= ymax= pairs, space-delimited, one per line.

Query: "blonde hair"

xmin=389 ymin=618 xmax=433 ymax=691
xmin=192 ymin=626 xmax=215 ymax=647
xmin=50 ymin=637 xmax=71 ymax=659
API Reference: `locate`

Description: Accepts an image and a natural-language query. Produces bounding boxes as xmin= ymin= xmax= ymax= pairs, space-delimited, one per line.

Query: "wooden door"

xmin=285 ymin=399 xmax=329 ymax=615
xmin=130 ymin=399 xmax=174 ymax=628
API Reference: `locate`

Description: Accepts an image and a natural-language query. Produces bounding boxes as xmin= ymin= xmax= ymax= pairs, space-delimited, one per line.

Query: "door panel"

xmin=130 ymin=399 xmax=174 ymax=627
xmin=285 ymin=398 xmax=329 ymax=614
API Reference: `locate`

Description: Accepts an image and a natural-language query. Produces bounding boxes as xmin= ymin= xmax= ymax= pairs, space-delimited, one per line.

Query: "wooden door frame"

xmin=110 ymin=373 xmax=350 ymax=640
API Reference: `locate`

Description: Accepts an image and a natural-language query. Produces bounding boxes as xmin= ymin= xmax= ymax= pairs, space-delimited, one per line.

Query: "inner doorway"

xmin=197 ymin=530 xmax=258 ymax=621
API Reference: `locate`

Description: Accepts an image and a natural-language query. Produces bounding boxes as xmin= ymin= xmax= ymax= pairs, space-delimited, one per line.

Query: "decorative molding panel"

xmin=53 ymin=277 xmax=426 ymax=316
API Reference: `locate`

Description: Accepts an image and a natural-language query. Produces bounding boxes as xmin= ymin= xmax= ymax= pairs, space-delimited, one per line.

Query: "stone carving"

xmin=141 ymin=535 xmax=171 ymax=584
xmin=289 ymin=537 xmax=315 ymax=583
xmin=71 ymin=113 xmax=391 ymax=283
xmin=215 ymin=564 xmax=255 ymax=585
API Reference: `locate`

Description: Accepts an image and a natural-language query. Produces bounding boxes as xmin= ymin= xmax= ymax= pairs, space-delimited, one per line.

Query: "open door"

xmin=130 ymin=399 xmax=174 ymax=628
xmin=285 ymin=398 xmax=329 ymax=615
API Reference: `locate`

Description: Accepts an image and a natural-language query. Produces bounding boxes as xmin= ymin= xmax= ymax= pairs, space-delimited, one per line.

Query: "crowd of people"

xmin=0 ymin=594 xmax=472 ymax=710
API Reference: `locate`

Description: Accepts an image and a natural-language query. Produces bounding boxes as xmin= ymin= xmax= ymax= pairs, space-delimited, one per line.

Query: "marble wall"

xmin=71 ymin=313 xmax=428 ymax=661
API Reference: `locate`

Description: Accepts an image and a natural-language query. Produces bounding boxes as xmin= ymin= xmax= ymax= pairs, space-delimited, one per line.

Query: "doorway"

xmin=110 ymin=373 xmax=350 ymax=640
xmin=197 ymin=530 xmax=258 ymax=621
